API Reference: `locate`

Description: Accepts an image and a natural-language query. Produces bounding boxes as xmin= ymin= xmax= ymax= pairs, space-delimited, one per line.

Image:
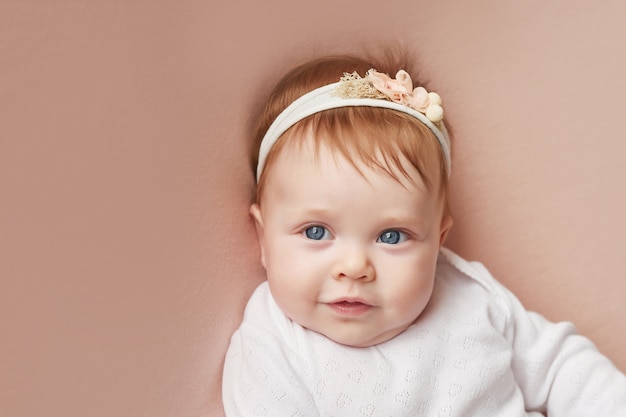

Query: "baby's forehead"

xmin=269 ymin=135 xmax=429 ymax=191
xmin=260 ymin=140 xmax=442 ymax=224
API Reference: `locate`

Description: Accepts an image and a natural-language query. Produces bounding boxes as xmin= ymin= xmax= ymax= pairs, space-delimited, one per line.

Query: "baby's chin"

xmin=315 ymin=325 xmax=411 ymax=348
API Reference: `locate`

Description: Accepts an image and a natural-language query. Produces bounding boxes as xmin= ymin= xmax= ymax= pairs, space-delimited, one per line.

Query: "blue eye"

xmin=304 ymin=226 xmax=330 ymax=240
xmin=377 ymin=230 xmax=407 ymax=245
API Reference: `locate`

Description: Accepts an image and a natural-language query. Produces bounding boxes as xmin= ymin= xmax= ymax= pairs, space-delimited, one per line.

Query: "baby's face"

xmin=251 ymin=136 xmax=451 ymax=347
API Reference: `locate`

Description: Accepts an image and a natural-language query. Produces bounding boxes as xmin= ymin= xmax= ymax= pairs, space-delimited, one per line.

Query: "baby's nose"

xmin=332 ymin=246 xmax=375 ymax=281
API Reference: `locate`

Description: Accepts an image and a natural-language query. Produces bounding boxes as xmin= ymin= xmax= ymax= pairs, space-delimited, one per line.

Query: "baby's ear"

xmin=249 ymin=204 xmax=266 ymax=268
xmin=439 ymin=214 xmax=453 ymax=247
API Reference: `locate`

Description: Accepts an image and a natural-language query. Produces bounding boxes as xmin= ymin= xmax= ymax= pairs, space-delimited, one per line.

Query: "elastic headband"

xmin=256 ymin=70 xmax=451 ymax=182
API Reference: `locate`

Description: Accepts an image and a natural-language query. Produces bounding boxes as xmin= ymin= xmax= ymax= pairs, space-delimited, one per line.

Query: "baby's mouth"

xmin=335 ymin=300 xmax=366 ymax=307
xmin=327 ymin=299 xmax=373 ymax=316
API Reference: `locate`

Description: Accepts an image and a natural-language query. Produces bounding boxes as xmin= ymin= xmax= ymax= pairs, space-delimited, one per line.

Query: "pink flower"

xmin=365 ymin=69 xmax=444 ymax=123
xmin=366 ymin=70 xmax=412 ymax=104
xmin=405 ymin=86 xmax=429 ymax=111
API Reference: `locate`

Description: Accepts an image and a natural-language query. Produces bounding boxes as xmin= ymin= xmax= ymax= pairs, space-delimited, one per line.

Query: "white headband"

xmin=256 ymin=71 xmax=451 ymax=182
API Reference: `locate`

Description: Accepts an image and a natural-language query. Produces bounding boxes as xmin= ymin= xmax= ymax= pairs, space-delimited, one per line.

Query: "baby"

xmin=222 ymin=55 xmax=626 ymax=416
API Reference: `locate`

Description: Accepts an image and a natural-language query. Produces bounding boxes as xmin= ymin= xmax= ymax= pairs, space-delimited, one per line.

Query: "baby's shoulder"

xmin=242 ymin=281 xmax=288 ymax=328
xmin=238 ymin=281 xmax=306 ymax=347
xmin=434 ymin=247 xmax=517 ymax=321
xmin=437 ymin=248 xmax=509 ymax=294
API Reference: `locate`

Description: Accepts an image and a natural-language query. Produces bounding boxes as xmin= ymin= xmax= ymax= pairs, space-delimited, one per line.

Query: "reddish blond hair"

xmin=253 ymin=55 xmax=450 ymax=206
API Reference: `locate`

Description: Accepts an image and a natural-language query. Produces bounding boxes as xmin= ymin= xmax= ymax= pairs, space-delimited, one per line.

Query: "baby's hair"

xmin=253 ymin=54 xmax=450 ymax=208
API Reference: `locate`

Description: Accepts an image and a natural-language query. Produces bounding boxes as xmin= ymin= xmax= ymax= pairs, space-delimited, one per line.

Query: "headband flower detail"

xmin=336 ymin=69 xmax=444 ymax=124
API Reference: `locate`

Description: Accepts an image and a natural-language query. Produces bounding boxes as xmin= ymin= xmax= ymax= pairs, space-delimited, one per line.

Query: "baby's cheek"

xmin=394 ymin=275 xmax=434 ymax=308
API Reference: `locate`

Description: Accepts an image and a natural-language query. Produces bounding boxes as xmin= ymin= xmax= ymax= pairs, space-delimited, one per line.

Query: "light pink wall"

xmin=2 ymin=1 xmax=625 ymax=416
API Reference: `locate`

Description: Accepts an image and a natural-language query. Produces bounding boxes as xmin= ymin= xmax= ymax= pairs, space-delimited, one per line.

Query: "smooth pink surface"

xmin=2 ymin=1 xmax=625 ymax=416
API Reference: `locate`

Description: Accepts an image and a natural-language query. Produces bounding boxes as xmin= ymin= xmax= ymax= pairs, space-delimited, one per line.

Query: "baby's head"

xmin=251 ymin=56 xmax=453 ymax=347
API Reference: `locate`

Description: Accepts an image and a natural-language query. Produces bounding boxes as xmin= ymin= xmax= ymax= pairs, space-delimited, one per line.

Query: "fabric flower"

xmin=366 ymin=70 xmax=412 ymax=104
xmin=365 ymin=69 xmax=444 ymax=123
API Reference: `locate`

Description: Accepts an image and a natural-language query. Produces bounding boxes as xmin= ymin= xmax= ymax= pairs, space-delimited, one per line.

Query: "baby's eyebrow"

xmin=378 ymin=215 xmax=415 ymax=224
xmin=377 ymin=216 xmax=425 ymax=230
xmin=281 ymin=204 xmax=335 ymax=218
xmin=298 ymin=207 xmax=335 ymax=218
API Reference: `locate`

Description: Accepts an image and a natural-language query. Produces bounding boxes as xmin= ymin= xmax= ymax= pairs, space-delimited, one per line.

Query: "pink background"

xmin=2 ymin=1 xmax=625 ymax=416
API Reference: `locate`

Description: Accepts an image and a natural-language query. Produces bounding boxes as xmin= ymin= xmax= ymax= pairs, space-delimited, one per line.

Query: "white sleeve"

xmin=222 ymin=287 xmax=320 ymax=417
xmin=480 ymin=265 xmax=626 ymax=416
xmin=222 ymin=325 xmax=319 ymax=417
